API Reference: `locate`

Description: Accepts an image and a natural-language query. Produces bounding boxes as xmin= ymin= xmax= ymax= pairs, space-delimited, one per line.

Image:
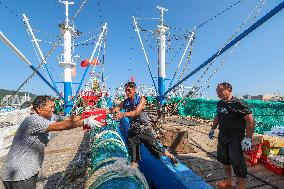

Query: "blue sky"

xmin=0 ymin=0 xmax=284 ymax=99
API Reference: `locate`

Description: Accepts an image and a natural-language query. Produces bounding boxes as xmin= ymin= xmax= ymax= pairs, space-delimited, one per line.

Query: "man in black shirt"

xmin=208 ymin=82 xmax=255 ymax=189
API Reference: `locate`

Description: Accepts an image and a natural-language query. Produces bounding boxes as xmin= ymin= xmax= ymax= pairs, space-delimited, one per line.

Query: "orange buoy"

xmin=90 ymin=58 xmax=99 ymax=66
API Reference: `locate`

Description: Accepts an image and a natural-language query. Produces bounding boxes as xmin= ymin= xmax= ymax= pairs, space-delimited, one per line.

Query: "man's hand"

xmin=113 ymin=112 xmax=125 ymax=120
xmin=208 ymin=128 xmax=215 ymax=140
xmin=241 ymin=137 xmax=252 ymax=152
xmin=83 ymin=115 xmax=103 ymax=128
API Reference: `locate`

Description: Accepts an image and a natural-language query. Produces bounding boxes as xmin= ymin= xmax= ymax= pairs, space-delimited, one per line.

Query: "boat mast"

xmin=59 ymin=0 xmax=76 ymax=115
xmin=157 ymin=6 xmax=168 ymax=117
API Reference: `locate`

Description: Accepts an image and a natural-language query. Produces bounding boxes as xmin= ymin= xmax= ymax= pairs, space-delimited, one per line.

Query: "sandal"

xmin=216 ymin=180 xmax=234 ymax=188
xmin=171 ymin=157 xmax=179 ymax=167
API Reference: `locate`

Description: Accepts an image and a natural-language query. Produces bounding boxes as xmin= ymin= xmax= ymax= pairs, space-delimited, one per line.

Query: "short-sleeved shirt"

xmin=1 ymin=113 xmax=52 ymax=181
xmin=217 ymin=97 xmax=252 ymax=137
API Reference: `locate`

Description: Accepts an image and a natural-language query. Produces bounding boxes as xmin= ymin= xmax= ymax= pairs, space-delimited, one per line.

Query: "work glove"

xmin=83 ymin=115 xmax=103 ymax=129
xmin=241 ymin=137 xmax=252 ymax=152
xmin=208 ymin=128 xmax=215 ymax=140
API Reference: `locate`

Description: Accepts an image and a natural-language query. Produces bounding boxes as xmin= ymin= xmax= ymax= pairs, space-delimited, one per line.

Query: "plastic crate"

xmin=259 ymin=154 xmax=268 ymax=164
xmin=265 ymin=161 xmax=284 ymax=175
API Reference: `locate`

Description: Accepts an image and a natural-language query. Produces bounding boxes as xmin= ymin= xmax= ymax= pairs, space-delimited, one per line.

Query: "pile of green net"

xmin=168 ymin=97 xmax=284 ymax=134
xmin=86 ymin=115 xmax=148 ymax=189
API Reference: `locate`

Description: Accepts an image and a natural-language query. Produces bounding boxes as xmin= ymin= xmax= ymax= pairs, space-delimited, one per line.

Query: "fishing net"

xmin=168 ymin=98 xmax=284 ymax=134
xmin=58 ymin=116 xmax=148 ymax=189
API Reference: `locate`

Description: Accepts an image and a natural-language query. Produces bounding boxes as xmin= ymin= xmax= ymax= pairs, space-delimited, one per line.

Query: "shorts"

xmin=3 ymin=173 xmax=38 ymax=189
xmin=217 ymin=135 xmax=247 ymax=178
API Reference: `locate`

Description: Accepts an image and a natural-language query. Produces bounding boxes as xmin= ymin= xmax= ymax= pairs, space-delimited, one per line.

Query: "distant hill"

xmin=0 ymin=89 xmax=36 ymax=105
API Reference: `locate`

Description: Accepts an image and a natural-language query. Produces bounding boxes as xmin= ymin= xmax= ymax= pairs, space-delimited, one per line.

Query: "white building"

xmin=1 ymin=93 xmax=31 ymax=106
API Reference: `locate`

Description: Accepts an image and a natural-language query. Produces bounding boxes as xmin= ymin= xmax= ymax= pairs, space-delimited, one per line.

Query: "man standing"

xmin=1 ymin=95 xmax=98 ymax=189
xmin=110 ymin=82 xmax=179 ymax=168
xmin=208 ymin=82 xmax=255 ymax=189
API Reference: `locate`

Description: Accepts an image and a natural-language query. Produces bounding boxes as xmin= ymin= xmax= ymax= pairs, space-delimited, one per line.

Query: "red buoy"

xmin=81 ymin=59 xmax=89 ymax=67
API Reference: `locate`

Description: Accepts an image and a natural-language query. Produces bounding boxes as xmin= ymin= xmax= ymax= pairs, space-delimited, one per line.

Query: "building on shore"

xmin=1 ymin=93 xmax=31 ymax=106
xmin=243 ymin=94 xmax=284 ymax=101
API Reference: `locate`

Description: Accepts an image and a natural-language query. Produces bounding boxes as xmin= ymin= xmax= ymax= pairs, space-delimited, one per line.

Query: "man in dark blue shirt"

xmin=110 ymin=82 xmax=179 ymax=168
xmin=208 ymin=82 xmax=255 ymax=189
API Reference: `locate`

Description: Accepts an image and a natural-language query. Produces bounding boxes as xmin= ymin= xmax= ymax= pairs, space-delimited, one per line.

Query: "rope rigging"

xmin=167 ymin=0 xmax=268 ymax=116
xmin=133 ymin=16 xmax=158 ymax=93
xmin=195 ymin=0 xmax=268 ymax=97
xmin=34 ymin=29 xmax=59 ymax=38
xmin=190 ymin=0 xmax=267 ymax=97
xmin=2 ymin=0 xmax=90 ymax=106
xmin=23 ymin=15 xmax=60 ymax=94
xmin=168 ymin=29 xmax=196 ymax=89
xmin=196 ymin=0 xmax=244 ymax=29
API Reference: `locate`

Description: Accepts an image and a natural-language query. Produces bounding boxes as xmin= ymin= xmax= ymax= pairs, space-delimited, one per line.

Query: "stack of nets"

xmin=168 ymin=98 xmax=284 ymax=134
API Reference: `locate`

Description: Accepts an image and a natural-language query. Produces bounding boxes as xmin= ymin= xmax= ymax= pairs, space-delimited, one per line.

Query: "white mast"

xmin=157 ymin=6 xmax=168 ymax=107
xmin=59 ymin=0 xmax=76 ymax=115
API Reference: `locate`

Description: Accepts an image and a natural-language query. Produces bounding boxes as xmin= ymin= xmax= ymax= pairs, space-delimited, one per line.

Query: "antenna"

xmin=156 ymin=6 xmax=168 ymax=25
xmin=59 ymin=0 xmax=74 ymax=26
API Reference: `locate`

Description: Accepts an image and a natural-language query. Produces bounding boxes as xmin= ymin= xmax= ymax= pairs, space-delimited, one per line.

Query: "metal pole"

xmin=157 ymin=6 xmax=168 ymax=119
xmin=0 ymin=31 xmax=63 ymax=99
xmin=133 ymin=16 xmax=158 ymax=92
xmin=59 ymin=1 xmax=75 ymax=115
xmin=23 ymin=14 xmax=60 ymax=94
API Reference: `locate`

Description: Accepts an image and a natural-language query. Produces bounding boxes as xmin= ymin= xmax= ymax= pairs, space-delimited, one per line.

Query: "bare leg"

xmin=131 ymin=161 xmax=139 ymax=169
xmin=216 ymin=165 xmax=234 ymax=188
xmin=224 ymin=165 xmax=234 ymax=182
xmin=164 ymin=150 xmax=179 ymax=166
xmin=236 ymin=177 xmax=245 ymax=189
xmin=164 ymin=150 xmax=174 ymax=158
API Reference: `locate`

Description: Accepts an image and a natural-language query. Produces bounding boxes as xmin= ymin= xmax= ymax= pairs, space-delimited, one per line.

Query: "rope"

xmin=34 ymin=29 xmax=59 ymax=38
xmin=2 ymin=0 xmax=89 ymax=106
xmin=192 ymin=0 xmax=267 ymax=97
xmin=133 ymin=16 xmax=158 ymax=92
xmin=169 ymin=30 xmax=195 ymax=89
xmin=197 ymin=0 xmax=244 ymax=29
xmin=178 ymin=35 xmax=195 ymax=81
xmin=167 ymin=0 xmax=267 ymax=116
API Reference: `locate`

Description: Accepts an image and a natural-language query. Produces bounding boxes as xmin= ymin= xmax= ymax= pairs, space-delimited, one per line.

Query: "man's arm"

xmin=211 ymin=115 xmax=219 ymax=129
xmin=105 ymin=101 xmax=124 ymax=114
xmin=60 ymin=115 xmax=81 ymax=121
xmin=47 ymin=116 xmax=84 ymax=131
xmin=114 ymin=97 xmax=146 ymax=119
xmin=244 ymin=114 xmax=255 ymax=139
xmin=209 ymin=115 xmax=218 ymax=139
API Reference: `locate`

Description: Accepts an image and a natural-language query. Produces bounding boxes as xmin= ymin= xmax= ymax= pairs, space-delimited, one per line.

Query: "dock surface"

xmin=0 ymin=128 xmax=85 ymax=189
xmin=160 ymin=115 xmax=284 ymax=189
xmin=1 ymin=116 xmax=283 ymax=189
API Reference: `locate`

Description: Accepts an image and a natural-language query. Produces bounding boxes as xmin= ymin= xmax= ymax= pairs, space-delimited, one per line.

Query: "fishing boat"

xmin=0 ymin=1 xmax=284 ymax=189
